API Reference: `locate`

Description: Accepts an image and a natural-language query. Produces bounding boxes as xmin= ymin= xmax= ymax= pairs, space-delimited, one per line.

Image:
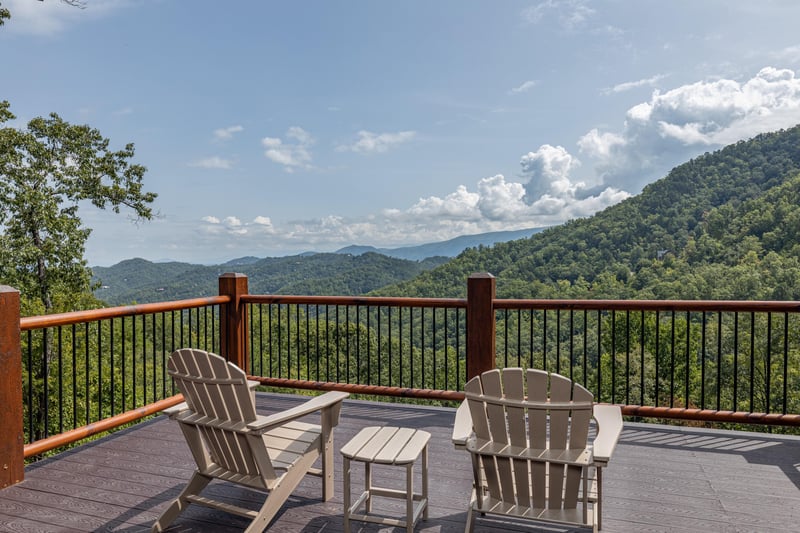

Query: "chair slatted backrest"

xmin=464 ymin=368 xmax=594 ymax=511
xmin=168 ymin=348 xmax=266 ymax=479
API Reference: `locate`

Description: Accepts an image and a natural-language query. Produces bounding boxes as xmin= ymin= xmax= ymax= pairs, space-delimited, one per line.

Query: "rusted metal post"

xmin=466 ymin=273 xmax=496 ymax=380
xmin=219 ymin=273 xmax=249 ymax=371
xmin=0 ymin=286 xmax=24 ymax=488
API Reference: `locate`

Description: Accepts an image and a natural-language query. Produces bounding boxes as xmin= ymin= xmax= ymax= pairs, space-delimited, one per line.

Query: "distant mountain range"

xmin=92 ymin=228 xmax=543 ymax=305
xmin=334 ymin=228 xmax=543 ymax=261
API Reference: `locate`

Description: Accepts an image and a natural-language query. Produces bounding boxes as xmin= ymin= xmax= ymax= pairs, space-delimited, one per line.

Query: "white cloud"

xmin=607 ymin=74 xmax=667 ymax=94
xmin=200 ymin=215 xmax=276 ymax=238
xmin=262 ymin=127 xmax=314 ymax=171
xmin=2 ymin=0 xmax=129 ymax=36
xmin=190 ymin=156 xmax=234 ymax=169
xmin=337 ymin=130 xmax=416 ymax=154
xmin=510 ymin=80 xmax=538 ymax=94
xmin=577 ymin=129 xmax=626 ymax=159
xmin=581 ymin=66 xmax=800 ymax=193
xmin=213 ymin=125 xmax=243 ymax=140
xmin=520 ymin=144 xmax=582 ymax=199
xmin=406 ymin=185 xmax=480 ymax=220
xmin=522 ymin=0 xmax=595 ymax=30
xmin=187 ymin=155 xmax=631 ymax=258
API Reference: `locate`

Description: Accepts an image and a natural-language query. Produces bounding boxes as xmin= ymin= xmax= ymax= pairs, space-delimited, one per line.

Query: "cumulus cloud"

xmin=520 ymin=145 xmax=582 ymax=200
xmin=510 ymin=80 xmax=538 ymax=94
xmin=582 ymin=66 xmax=800 ymax=193
xmin=262 ymin=127 xmax=314 ymax=171
xmin=214 ymin=125 xmax=243 ymax=140
xmin=337 ymin=130 xmax=416 ymax=154
xmin=190 ymin=156 xmax=234 ymax=169
xmin=191 ymin=160 xmax=630 ymax=258
xmin=387 ymin=169 xmax=628 ymax=233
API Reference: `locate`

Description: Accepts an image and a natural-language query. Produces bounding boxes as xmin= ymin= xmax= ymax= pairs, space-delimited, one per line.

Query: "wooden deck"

xmin=1 ymin=393 xmax=800 ymax=532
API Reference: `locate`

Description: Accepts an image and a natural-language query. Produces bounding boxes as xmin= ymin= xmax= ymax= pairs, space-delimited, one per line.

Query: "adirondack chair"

xmin=451 ymin=368 xmax=622 ymax=533
xmin=152 ymin=348 xmax=349 ymax=533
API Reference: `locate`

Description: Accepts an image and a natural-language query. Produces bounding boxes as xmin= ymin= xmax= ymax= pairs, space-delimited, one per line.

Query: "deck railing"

xmin=2 ymin=272 xmax=800 ymax=489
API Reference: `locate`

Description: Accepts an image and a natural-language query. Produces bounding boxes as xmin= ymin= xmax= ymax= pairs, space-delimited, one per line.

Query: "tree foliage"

xmin=0 ymin=102 xmax=157 ymax=312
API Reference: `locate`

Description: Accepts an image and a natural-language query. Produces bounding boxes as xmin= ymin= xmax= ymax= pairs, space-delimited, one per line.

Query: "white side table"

xmin=341 ymin=426 xmax=431 ymax=533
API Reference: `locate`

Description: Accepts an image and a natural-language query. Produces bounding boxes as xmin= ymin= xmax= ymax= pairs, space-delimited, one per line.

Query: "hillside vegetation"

xmin=377 ymin=126 xmax=800 ymax=301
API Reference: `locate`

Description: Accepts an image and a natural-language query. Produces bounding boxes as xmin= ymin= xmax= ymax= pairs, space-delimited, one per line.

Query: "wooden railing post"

xmin=0 ymin=286 xmax=24 ymax=488
xmin=466 ymin=273 xmax=496 ymax=380
xmin=219 ymin=273 xmax=249 ymax=371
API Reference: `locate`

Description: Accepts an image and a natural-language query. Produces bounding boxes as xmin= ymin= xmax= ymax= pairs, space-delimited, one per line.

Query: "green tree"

xmin=0 ymin=101 xmax=157 ymax=313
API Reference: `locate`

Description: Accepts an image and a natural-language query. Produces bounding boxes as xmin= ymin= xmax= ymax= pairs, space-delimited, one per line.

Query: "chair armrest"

xmin=452 ymin=401 xmax=473 ymax=449
xmin=247 ymin=391 xmax=349 ymax=432
xmin=163 ymin=402 xmax=189 ymax=418
xmin=592 ymin=404 xmax=623 ymax=465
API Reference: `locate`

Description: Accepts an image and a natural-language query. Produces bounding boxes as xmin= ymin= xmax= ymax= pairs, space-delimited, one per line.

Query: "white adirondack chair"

xmin=452 ymin=368 xmax=622 ymax=533
xmin=152 ymin=348 xmax=349 ymax=532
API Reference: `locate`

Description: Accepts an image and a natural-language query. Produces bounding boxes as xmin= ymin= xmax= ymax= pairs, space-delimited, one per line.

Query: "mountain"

xmin=92 ymin=252 xmax=448 ymax=305
xmin=374 ymin=125 xmax=800 ymax=301
xmin=92 ymin=227 xmax=544 ymax=305
xmin=335 ymin=228 xmax=544 ymax=260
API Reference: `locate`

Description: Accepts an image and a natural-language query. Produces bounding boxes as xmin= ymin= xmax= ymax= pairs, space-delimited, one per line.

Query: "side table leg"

xmin=365 ymin=461 xmax=372 ymax=512
xmin=422 ymin=443 xmax=429 ymax=520
xmin=406 ymin=463 xmax=414 ymax=533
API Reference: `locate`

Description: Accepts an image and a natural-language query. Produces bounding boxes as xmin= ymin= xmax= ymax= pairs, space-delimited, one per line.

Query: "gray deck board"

xmin=1 ymin=392 xmax=799 ymax=532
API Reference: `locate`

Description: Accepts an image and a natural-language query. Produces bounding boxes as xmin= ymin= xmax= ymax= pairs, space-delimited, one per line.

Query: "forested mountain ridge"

xmin=93 ymin=253 xmax=448 ymax=305
xmin=375 ymin=126 xmax=800 ymax=301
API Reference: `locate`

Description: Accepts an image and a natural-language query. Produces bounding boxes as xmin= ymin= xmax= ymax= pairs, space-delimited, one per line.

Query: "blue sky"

xmin=4 ymin=1 xmax=800 ymax=266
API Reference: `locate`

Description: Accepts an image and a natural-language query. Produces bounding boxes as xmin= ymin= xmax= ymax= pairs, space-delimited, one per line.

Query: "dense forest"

xmin=377 ymin=125 xmax=800 ymax=301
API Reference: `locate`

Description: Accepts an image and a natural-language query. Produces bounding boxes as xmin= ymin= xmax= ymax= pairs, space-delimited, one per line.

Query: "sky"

xmin=4 ymin=1 xmax=800 ymax=266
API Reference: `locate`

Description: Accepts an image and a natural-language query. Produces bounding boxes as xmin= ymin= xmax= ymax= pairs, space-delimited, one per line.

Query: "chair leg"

xmin=597 ymin=467 xmax=603 ymax=530
xmin=464 ymin=489 xmax=477 ymax=533
xmin=152 ymin=471 xmax=211 ymax=532
xmin=321 ymin=422 xmax=335 ymax=501
xmin=245 ymin=452 xmax=319 ymax=533
xmin=343 ymin=456 xmax=352 ymax=533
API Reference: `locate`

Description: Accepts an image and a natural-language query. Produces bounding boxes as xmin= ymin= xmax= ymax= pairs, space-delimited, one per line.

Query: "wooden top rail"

xmin=243 ymin=294 xmax=467 ymax=308
xmin=20 ymin=296 xmax=230 ymax=331
xmin=494 ymin=298 xmax=800 ymax=313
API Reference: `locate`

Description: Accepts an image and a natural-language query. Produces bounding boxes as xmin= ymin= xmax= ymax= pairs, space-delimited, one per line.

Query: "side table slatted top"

xmin=341 ymin=426 xmax=431 ymax=533
xmin=341 ymin=426 xmax=431 ymax=464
